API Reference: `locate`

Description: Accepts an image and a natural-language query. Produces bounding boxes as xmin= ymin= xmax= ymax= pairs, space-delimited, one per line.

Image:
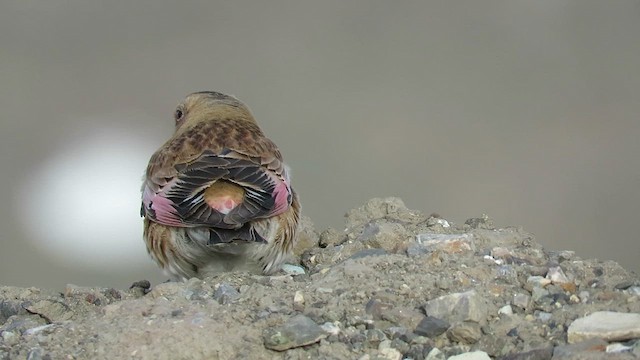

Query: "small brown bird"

xmin=141 ymin=91 xmax=300 ymax=280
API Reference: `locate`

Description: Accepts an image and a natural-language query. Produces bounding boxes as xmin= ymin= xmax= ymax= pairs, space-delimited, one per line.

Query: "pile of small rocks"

xmin=1 ymin=197 xmax=639 ymax=359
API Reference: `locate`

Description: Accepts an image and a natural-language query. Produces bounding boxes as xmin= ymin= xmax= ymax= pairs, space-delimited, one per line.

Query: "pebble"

xmin=546 ymin=266 xmax=570 ymax=284
xmin=415 ymin=233 xmax=475 ymax=254
xmin=498 ymin=305 xmax=513 ymax=315
xmin=496 ymin=265 xmax=518 ymax=281
xmin=349 ymin=248 xmax=389 ymax=259
xmin=613 ymin=280 xmax=636 ymax=290
xmin=425 ymin=347 xmax=445 ymax=360
xmin=212 ymin=283 xmax=239 ymax=305
xmin=512 ymin=293 xmax=530 ymax=309
xmin=281 ymin=264 xmax=306 ymax=275
xmin=26 ymin=347 xmax=45 ymax=360
xmin=320 ymin=322 xmax=341 ymax=336
xmin=578 ymin=291 xmax=590 ymax=303
xmin=366 ymin=329 xmax=387 ymax=345
xmin=447 ymin=322 xmax=482 ymax=344
xmin=526 ymin=276 xmax=551 ymax=289
xmin=606 ymin=342 xmax=634 ymax=353
xmin=553 ymin=338 xmax=608 ymax=358
xmin=263 ymin=315 xmax=328 ymax=351
xmin=1 ymin=330 xmax=18 ymax=346
xmin=423 ymin=290 xmax=486 ymax=324
xmin=293 ymin=290 xmax=305 ymax=311
xmin=365 ymin=298 xmax=393 ymax=320
xmin=567 ymin=311 xmax=640 ymax=343
xmin=384 ymin=327 xmax=408 ymax=340
xmin=447 ymin=351 xmax=491 ymax=360
xmin=500 ymin=346 xmax=553 ymax=360
xmin=536 ymin=311 xmax=553 ymax=323
xmin=414 ymin=316 xmax=450 ymax=338
xmin=374 ymin=347 xmax=402 ymax=360
xmin=531 ymin=287 xmax=549 ymax=304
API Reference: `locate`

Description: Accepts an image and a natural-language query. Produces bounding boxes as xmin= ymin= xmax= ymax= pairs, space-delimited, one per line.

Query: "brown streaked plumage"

xmin=141 ymin=91 xmax=300 ymax=280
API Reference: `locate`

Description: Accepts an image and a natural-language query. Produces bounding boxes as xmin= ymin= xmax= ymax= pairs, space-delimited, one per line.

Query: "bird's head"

xmin=172 ymin=91 xmax=256 ymax=133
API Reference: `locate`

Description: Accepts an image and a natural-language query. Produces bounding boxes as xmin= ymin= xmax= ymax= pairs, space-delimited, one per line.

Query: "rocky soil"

xmin=1 ymin=197 xmax=639 ymax=360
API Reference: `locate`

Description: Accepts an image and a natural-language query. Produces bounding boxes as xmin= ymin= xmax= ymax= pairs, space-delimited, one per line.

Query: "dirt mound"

xmin=2 ymin=198 xmax=639 ymax=359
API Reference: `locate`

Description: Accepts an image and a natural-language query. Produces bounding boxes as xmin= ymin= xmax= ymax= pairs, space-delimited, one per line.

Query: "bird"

xmin=141 ymin=91 xmax=300 ymax=281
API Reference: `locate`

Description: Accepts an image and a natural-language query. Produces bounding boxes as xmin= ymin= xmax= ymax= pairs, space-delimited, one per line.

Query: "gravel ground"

xmin=2 ymin=197 xmax=639 ymax=360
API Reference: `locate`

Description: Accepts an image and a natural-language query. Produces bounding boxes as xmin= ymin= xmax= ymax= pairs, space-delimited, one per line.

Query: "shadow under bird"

xmin=141 ymin=91 xmax=300 ymax=280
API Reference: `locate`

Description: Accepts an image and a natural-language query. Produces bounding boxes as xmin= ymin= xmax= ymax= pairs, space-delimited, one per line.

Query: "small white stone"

xmin=498 ymin=305 xmax=513 ymax=315
xmin=293 ymin=290 xmax=305 ymax=311
xmin=281 ymin=264 xmax=305 ymax=275
xmin=320 ymin=322 xmax=341 ymax=336
xmin=579 ymin=291 xmax=590 ymax=303
xmin=546 ymin=266 xmax=570 ymax=284
xmin=448 ymin=351 xmax=492 ymax=360
xmin=23 ymin=324 xmax=55 ymax=336
xmin=606 ymin=343 xmax=634 ymax=353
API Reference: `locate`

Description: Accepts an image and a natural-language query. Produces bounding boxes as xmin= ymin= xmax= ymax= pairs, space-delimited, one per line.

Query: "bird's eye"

xmin=174 ymin=107 xmax=185 ymax=122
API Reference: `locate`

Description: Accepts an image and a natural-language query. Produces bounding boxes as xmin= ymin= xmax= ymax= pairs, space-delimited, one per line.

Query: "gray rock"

xmin=501 ymin=346 xmax=553 ymax=360
xmin=373 ymin=347 xmax=402 ymax=360
xmin=349 ymin=248 xmax=388 ymax=259
xmin=464 ymin=214 xmax=495 ymax=229
xmin=390 ymin=338 xmax=410 ymax=354
xmin=318 ymin=227 xmax=343 ymax=248
xmin=613 ymin=280 xmax=636 ymax=290
xmin=365 ymin=329 xmax=388 ymax=345
xmin=425 ymin=347 xmax=446 ymax=360
xmin=381 ymin=307 xmax=424 ymax=330
xmin=212 ymin=283 xmax=240 ymax=305
xmin=567 ymin=311 xmax=640 ymax=343
xmin=0 ymin=299 xmax=27 ymax=323
xmin=384 ymin=326 xmax=408 ymax=340
xmin=26 ymin=347 xmax=45 ymax=360
xmin=536 ymin=311 xmax=553 ymax=323
xmin=22 ymin=300 xmax=72 ymax=322
xmin=423 ymin=290 xmax=488 ymax=324
xmin=531 ymin=287 xmax=549 ymax=304
xmin=1 ymin=330 xmax=19 ymax=346
xmin=447 ymin=322 xmax=482 ymax=344
xmin=526 ymin=276 xmax=551 ymax=290
xmin=552 ymin=338 xmax=608 ymax=359
xmin=414 ymin=316 xmax=450 ymax=338
xmin=415 ymin=233 xmax=475 ymax=254
xmin=546 ymin=266 xmax=570 ymax=284
xmin=263 ymin=315 xmax=328 ymax=351
xmin=496 ymin=265 xmax=518 ymax=281
xmin=512 ymin=293 xmax=530 ymax=309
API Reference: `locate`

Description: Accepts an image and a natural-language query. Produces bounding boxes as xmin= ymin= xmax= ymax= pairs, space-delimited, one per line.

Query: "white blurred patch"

xmin=16 ymin=125 xmax=159 ymax=271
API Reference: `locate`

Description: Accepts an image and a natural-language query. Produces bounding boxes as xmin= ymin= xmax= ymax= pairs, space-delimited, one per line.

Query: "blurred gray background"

xmin=1 ymin=1 xmax=638 ymax=289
